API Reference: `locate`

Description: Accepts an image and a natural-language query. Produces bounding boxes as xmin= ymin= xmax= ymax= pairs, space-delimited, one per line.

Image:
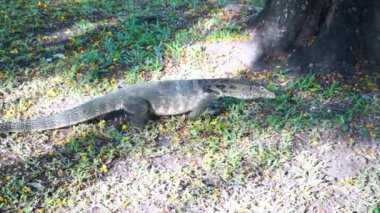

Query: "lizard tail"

xmin=0 ymin=96 xmax=124 ymax=133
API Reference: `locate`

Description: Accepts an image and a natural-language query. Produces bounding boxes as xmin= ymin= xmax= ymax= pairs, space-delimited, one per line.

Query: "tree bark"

xmin=249 ymin=0 xmax=380 ymax=75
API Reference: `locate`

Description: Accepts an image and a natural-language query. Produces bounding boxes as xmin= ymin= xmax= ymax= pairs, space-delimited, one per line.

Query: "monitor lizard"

xmin=0 ymin=78 xmax=275 ymax=132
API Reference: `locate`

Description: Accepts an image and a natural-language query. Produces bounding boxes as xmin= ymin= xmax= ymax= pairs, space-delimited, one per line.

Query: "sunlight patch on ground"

xmin=161 ymin=41 xmax=261 ymax=80
xmin=53 ymin=141 xmax=380 ymax=212
xmin=38 ymin=18 xmax=118 ymax=46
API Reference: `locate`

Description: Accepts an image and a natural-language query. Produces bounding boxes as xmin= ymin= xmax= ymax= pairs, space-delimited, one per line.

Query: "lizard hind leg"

xmin=122 ymin=98 xmax=152 ymax=129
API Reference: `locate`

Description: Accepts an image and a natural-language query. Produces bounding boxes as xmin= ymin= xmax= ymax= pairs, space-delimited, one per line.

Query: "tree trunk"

xmin=249 ymin=0 xmax=380 ymax=75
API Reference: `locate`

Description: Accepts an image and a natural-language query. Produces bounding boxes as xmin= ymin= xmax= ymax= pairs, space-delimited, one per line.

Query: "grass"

xmin=1 ymin=0 xmax=379 ymax=211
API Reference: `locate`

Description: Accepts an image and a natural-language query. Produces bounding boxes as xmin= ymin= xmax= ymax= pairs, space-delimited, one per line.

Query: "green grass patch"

xmin=0 ymin=0 xmax=379 ymax=211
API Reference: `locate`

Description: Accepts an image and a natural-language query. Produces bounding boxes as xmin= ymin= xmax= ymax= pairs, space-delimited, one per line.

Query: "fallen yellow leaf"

xmin=100 ymin=164 xmax=108 ymax=173
xmin=47 ymin=89 xmax=58 ymax=97
xmin=310 ymin=140 xmax=320 ymax=146
xmin=341 ymin=177 xmax=355 ymax=186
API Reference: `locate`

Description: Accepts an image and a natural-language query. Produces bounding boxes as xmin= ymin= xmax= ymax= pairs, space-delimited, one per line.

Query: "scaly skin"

xmin=0 ymin=79 xmax=275 ymax=132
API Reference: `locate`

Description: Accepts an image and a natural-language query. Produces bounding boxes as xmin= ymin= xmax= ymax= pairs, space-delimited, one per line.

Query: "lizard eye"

xmin=259 ymin=86 xmax=265 ymax=91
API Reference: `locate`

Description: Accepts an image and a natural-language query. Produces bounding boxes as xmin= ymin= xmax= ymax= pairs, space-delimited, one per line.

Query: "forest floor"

xmin=0 ymin=0 xmax=379 ymax=212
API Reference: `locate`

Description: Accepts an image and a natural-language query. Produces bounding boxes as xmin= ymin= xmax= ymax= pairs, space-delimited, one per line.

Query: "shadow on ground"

xmin=0 ymin=91 xmax=379 ymax=210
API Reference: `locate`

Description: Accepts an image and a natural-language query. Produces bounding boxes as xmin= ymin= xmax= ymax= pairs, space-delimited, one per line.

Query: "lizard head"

xmin=206 ymin=79 xmax=276 ymax=99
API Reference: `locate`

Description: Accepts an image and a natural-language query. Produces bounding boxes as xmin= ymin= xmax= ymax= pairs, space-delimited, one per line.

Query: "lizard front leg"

xmin=186 ymin=96 xmax=214 ymax=119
